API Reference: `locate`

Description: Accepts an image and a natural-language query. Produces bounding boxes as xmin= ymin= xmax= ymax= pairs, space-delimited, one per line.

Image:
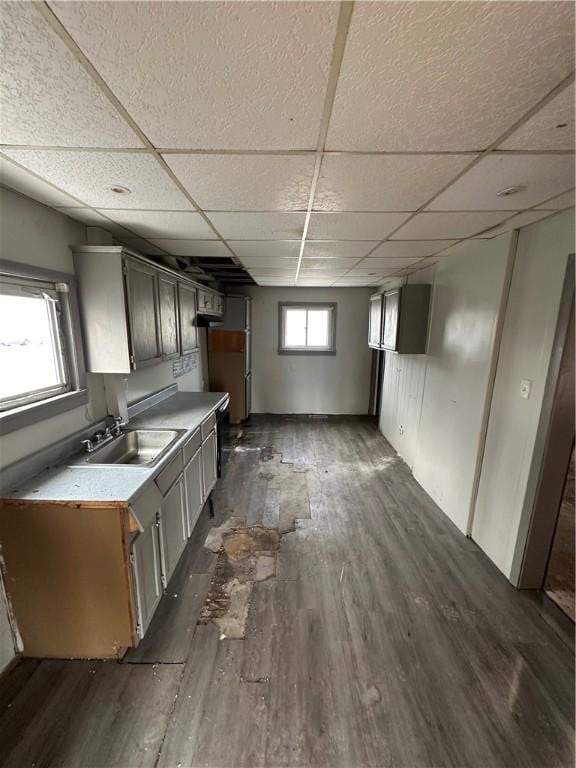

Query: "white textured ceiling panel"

xmin=0 ymin=156 xmax=80 ymax=207
xmin=54 ymin=207 xmax=133 ymax=236
xmin=240 ymin=258 xmax=298 ymax=269
xmin=0 ymin=2 xmax=142 ymax=148
xmin=472 ymin=210 xmax=555 ymax=239
xmin=300 ymin=258 xmax=361 ymax=269
xmin=391 ymin=211 xmax=512 ymax=240
xmin=2 ymin=150 xmax=192 ymax=210
xmin=536 ymin=189 xmax=575 ymax=210
xmin=356 ymin=256 xmax=425 ymax=268
xmin=429 ymin=154 xmax=575 ymax=211
xmin=164 ymin=154 xmax=315 ymax=211
xmin=304 ymin=241 xmax=378 ymax=260
xmin=119 ymin=238 xmax=165 ymax=256
xmin=50 ymin=1 xmax=338 ymax=150
xmin=230 ymin=241 xmax=301 ymax=259
xmin=368 ymin=240 xmax=457 ymax=260
xmin=326 ymin=2 xmax=575 ymax=151
xmin=208 ymin=213 xmax=305 ymax=240
xmin=499 ymin=85 xmax=575 ymax=151
xmin=332 ymin=277 xmax=381 ymax=286
xmin=149 ymin=240 xmax=230 ymax=258
xmin=314 ymin=155 xmax=474 ymax=211
xmin=307 ymin=211 xmax=411 ymax=240
xmin=100 ymin=210 xmax=216 ymax=240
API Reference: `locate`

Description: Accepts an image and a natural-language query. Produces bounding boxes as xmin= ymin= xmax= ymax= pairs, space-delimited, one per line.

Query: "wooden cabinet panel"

xmin=131 ymin=520 xmax=163 ymax=639
xmin=382 ymin=289 xmax=400 ymax=351
xmin=184 ymin=448 xmax=204 ymax=537
xmin=126 ymin=259 xmax=161 ymax=367
xmin=202 ymin=430 xmax=218 ymax=498
xmin=159 ymin=274 xmax=179 ymax=359
xmin=369 ymin=293 xmax=383 ymax=348
xmin=158 ymin=475 xmax=187 ymax=587
xmin=179 ymin=282 xmax=198 ymax=354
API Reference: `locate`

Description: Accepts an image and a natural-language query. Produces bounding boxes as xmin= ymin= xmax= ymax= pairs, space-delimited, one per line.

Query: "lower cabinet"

xmin=184 ymin=446 xmax=204 ymax=536
xmin=130 ymin=520 xmax=163 ymax=639
xmin=202 ymin=429 xmax=218 ymax=498
xmin=158 ymin=474 xmax=187 ymax=587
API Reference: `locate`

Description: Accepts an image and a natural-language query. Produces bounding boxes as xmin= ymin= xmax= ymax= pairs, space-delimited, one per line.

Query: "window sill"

xmin=278 ymin=349 xmax=337 ymax=356
xmin=0 ymin=389 xmax=89 ymax=435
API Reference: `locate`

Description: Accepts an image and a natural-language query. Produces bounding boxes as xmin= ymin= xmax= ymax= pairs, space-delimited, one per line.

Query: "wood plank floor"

xmin=0 ymin=415 xmax=573 ymax=767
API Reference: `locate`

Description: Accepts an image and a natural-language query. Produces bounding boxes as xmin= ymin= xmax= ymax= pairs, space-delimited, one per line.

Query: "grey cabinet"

xmin=158 ymin=274 xmax=180 ymax=360
xmin=382 ymin=285 xmax=431 ymax=354
xmin=184 ymin=446 xmax=203 ymax=536
xmin=198 ymin=288 xmax=224 ymax=317
xmin=125 ymin=258 xmax=162 ymax=367
xmin=202 ymin=429 xmax=218 ymax=499
xmin=158 ymin=474 xmax=187 ymax=587
xmin=179 ymin=282 xmax=198 ymax=354
xmin=130 ymin=521 xmax=163 ymax=639
xmin=368 ymin=293 xmax=383 ymax=348
xmin=222 ymin=295 xmax=251 ymax=330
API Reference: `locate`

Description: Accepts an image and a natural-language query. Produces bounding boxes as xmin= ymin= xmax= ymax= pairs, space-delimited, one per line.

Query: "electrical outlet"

xmin=520 ymin=379 xmax=532 ymax=400
xmin=399 ymin=424 xmax=404 ymax=435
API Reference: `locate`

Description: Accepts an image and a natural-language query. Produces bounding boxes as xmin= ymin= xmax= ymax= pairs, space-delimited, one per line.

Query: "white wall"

xmin=239 ymin=286 xmax=372 ymax=414
xmin=472 ymin=210 xmax=574 ymax=578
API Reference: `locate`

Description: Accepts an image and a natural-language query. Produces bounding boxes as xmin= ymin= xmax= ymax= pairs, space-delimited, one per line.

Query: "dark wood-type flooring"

xmin=545 ymin=443 xmax=575 ymax=621
xmin=0 ymin=416 xmax=573 ymax=767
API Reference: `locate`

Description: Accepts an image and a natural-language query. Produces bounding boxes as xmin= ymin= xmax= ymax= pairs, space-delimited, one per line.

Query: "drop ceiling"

xmin=0 ymin=1 xmax=574 ymax=287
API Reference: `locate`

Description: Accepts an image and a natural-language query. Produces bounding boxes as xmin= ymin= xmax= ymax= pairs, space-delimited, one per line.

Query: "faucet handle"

xmin=81 ymin=439 xmax=94 ymax=454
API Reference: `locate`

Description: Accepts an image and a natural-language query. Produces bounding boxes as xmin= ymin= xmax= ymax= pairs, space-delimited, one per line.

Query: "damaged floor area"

xmin=0 ymin=416 xmax=573 ymax=768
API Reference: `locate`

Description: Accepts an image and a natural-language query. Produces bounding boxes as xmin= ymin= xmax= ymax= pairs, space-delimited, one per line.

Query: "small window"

xmin=279 ymin=303 xmax=336 ymax=354
xmin=0 ymin=275 xmax=71 ymax=410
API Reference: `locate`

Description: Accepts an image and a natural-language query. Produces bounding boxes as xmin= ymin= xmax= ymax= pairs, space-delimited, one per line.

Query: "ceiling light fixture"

xmin=110 ymin=185 xmax=131 ymax=195
xmin=496 ymin=185 xmax=526 ymax=197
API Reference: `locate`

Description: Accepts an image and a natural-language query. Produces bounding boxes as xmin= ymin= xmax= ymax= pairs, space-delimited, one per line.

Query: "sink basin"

xmin=73 ymin=429 xmax=185 ymax=467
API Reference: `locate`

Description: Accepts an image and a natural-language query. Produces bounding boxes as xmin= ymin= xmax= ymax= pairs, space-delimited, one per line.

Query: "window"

xmin=0 ymin=261 xmax=87 ymax=434
xmin=279 ymin=303 xmax=336 ymax=354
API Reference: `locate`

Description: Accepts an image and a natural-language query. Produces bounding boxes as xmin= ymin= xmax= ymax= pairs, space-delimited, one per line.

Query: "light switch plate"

xmin=520 ymin=379 xmax=532 ymax=399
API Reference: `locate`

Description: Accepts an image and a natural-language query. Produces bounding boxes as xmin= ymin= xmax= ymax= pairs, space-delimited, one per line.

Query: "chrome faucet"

xmin=81 ymin=416 xmax=127 ymax=453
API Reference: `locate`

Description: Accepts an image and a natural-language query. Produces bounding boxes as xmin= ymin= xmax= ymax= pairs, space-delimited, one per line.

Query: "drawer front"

xmin=183 ymin=427 xmax=202 ymax=465
xmin=201 ymin=412 xmax=216 ymax=441
xmin=154 ymin=450 xmax=184 ymax=496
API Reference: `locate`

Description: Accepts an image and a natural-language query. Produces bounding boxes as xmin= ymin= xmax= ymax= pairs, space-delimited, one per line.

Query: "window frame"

xmin=0 ymin=259 xmax=88 ymax=435
xmin=278 ymin=302 xmax=337 ymax=356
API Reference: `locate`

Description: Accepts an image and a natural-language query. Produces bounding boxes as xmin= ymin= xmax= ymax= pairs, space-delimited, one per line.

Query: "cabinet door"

xmin=158 ymin=475 xmax=187 ymax=587
xmin=125 ymin=259 xmax=161 ymax=368
xmin=131 ymin=522 xmax=162 ymax=639
xmin=202 ymin=430 xmax=218 ymax=498
xmin=184 ymin=448 xmax=204 ymax=536
xmin=368 ymin=294 xmax=383 ymax=348
xmin=159 ymin=274 xmax=179 ymax=359
xmin=382 ymin=289 xmax=400 ymax=351
xmin=178 ymin=283 xmax=198 ymax=354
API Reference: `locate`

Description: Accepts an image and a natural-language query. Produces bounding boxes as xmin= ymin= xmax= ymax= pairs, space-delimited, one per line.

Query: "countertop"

xmin=1 ymin=391 xmax=228 ymax=505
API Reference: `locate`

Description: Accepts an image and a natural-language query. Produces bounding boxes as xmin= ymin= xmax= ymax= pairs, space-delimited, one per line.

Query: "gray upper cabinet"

xmin=72 ymin=246 xmax=223 ymax=373
xmin=198 ymin=288 xmax=224 ymax=317
xmin=125 ymin=258 xmax=162 ymax=368
xmin=158 ymin=273 xmax=180 ymax=360
xmin=179 ymin=282 xmax=198 ymax=354
xmin=381 ymin=285 xmax=431 ymax=354
xmin=368 ymin=293 xmax=383 ymax=348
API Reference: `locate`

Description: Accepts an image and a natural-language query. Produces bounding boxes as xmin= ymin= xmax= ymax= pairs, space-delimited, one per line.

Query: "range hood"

xmin=196 ymin=312 xmax=223 ymax=327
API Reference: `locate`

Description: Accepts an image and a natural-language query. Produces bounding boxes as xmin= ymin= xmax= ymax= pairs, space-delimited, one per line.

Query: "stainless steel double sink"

xmin=71 ymin=429 xmax=186 ymax=467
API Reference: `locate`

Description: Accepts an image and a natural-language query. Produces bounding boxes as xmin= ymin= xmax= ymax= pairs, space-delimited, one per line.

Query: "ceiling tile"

xmin=54 ymin=207 xmax=132 ymax=235
xmin=229 ymin=241 xmax=301 ymax=259
xmin=314 ymin=155 xmax=474 ymax=211
xmin=535 ymin=189 xmax=575 ymax=210
xmin=326 ymin=2 xmax=574 ymax=151
xmin=149 ymin=239 xmax=230 ymax=257
xmin=303 ymin=241 xmax=378 ymax=259
xmin=0 ymin=156 xmax=81 ymax=207
xmin=100 ymin=210 xmax=216 ymax=239
xmin=118 ymin=238 xmax=165 ymax=256
xmin=332 ymin=277 xmax=381 ymax=286
xmin=300 ymin=258 xmax=360 ymax=270
xmin=0 ymin=2 xmax=142 ymax=148
xmin=428 ymin=154 xmax=575 ymax=211
xmin=356 ymin=257 xmax=425 ymax=268
xmin=367 ymin=240 xmax=457 ymax=260
xmin=2 ymin=150 xmax=192 ymax=210
xmin=307 ymin=212 xmax=411 ymax=239
xmin=498 ymin=85 xmax=575 ymax=151
xmin=296 ymin=279 xmax=337 ymax=286
xmin=164 ymin=154 xmax=314 ymax=211
xmin=472 ymin=210 xmax=556 ymax=239
xmin=240 ymin=259 xmax=298 ymax=271
xmin=391 ymin=212 xmax=512 ymax=240
xmin=51 ymin=2 xmax=338 ymax=150
xmin=208 ymin=213 xmax=305 ymax=240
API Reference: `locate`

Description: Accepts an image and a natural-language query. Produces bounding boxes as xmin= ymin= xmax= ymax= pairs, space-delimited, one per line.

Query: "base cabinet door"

xmin=130 ymin=522 xmax=163 ymax=639
xmin=158 ymin=475 xmax=187 ymax=587
xmin=202 ymin=430 xmax=218 ymax=498
xmin=184 ymin=448 xmax=204 ymax=536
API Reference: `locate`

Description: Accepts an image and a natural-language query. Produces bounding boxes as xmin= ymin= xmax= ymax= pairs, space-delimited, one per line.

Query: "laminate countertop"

xmin=1 ymin=392 xmax=228 ymax=506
